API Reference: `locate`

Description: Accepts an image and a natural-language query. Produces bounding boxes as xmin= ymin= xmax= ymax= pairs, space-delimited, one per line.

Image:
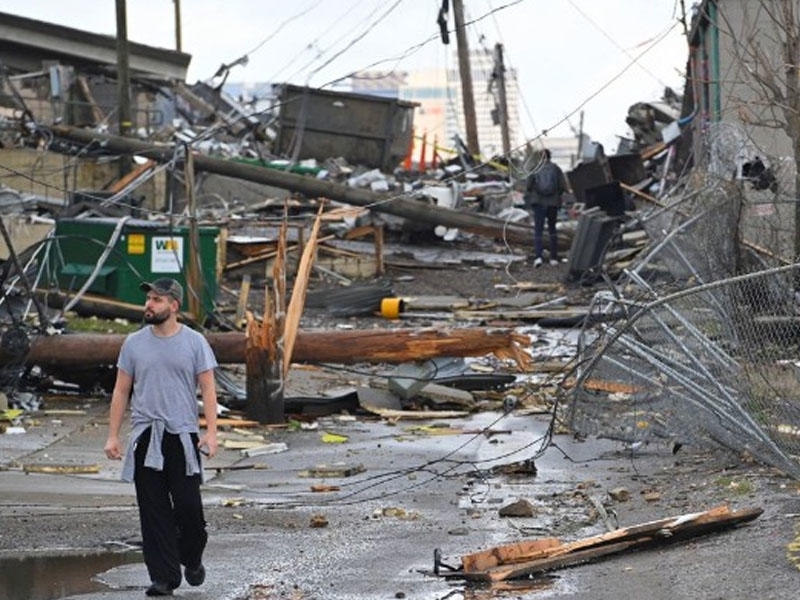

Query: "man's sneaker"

xmin=145 ymin=581 xmax=175 ymax=596
xmin=185 ymin=563 xmax=206 ymax=587
xmin=549 ymin=259 xmax=559 ymax=266
xmin=533 ymin=257 xmax=543 ymax=267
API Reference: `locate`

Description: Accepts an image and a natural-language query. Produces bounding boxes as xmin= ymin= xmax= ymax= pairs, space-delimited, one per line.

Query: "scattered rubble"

xmin=1 ymin=10 xmax=795 ymax=600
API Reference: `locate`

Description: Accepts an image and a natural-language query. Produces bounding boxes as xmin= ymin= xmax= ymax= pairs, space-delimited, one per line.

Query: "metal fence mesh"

xmin=568 ymin=127 xmax=800 ymax=478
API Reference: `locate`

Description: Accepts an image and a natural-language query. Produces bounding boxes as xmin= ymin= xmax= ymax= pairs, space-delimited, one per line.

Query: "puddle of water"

xmin=0 ymin=550 xmax=141 ymax=600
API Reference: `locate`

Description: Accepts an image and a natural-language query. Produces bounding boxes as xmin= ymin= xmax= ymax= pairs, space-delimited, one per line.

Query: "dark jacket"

xmin=525 ymin=161 xmax=567 ymax=208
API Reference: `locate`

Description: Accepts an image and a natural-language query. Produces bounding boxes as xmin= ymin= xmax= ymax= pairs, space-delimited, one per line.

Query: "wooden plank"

xmin=200 ymin=417 xmax=261 ymax=428
xmin=462 ymin=538 xmax=561 ymax=573
xmin=284 ymin=205 xmax=324 ymax=379
xmin=235 ymin=274 xmax=252 ymax=329
xmin=23 ymin=463 xmax=101 ymax=474
xmin=454 ymin=308 xmax=588 ymax=321
xmin=185 ymin=150 xmax=202 ymax=320
xmin=620 ymin=181 xmax=664 ymax=207
xmin=76 ymin=75 xmax=106 ymax=125
xmin=106 ymin=159 xmax=155 ymax=194
xmin=361 ymin=407 xmax=469 ymax=420
xmin=465 ymin=505 xmax=762 ymax=582
xmin=462 ymin=539 xmax=644 ymax=582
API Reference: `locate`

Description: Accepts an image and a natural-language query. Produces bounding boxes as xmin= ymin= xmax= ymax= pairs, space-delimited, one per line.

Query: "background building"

xmin=349 ymin=47 xmax=523 ymax=167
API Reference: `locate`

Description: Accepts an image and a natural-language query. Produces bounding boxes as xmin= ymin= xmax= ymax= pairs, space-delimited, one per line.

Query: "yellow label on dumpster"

xmin=127 ymin=233 xmax=145 ymax=255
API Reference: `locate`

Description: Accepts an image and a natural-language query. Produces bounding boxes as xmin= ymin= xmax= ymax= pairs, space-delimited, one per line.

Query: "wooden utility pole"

xmin=184 ymin=147 xmax=203 ymax=321
xmin=173 ymin=0 xmax=182 ymax=52
xmin=10 ymin=328 xmax=530 ymax=368
xmin=51 ymin=125 xmax=535 ymax=244
xmin=453 ymin=0 xmax=480 ymax=157
xmin=115 ymin=0 xmax=132 ymax=176
xmin=493 ymin=43 xmax=511 ymax=158
xmin=115 ymin=0 xmax=132 ymax=137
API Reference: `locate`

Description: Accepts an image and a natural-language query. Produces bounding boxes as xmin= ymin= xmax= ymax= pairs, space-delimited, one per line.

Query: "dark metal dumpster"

xmin=273 ymin=83 xmax=417 ymax=171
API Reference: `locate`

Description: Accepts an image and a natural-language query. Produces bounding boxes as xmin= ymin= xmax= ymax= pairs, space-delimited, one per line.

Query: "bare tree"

xmin=711 ymin=0 xmax=800 ymax=259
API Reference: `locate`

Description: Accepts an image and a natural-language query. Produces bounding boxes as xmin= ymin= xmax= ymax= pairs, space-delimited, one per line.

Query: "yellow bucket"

xmin=380 ymin=297 xmax=404 ymax=319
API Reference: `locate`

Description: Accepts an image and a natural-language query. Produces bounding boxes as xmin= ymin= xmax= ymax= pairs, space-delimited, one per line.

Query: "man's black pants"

xmin=134 ymin=428 xmax=207 ymax=587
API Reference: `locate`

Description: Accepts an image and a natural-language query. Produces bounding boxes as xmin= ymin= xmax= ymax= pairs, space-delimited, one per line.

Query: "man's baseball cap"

xmin=140 ymin=278 xmax=184 ymax=304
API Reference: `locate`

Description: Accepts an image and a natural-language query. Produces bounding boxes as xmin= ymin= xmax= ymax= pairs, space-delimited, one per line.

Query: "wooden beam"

xmin=284 ymin=205 xmax=323 ymax=379
xmin=106 ymin=158 xmax=155 ymax=194
xmin=457 ymin=505 xmax=762 ymax=582
xmin=234 ymin=274 xmax=251 ymax=329
xmin=76 ymin=75 xmax=106 ymax=126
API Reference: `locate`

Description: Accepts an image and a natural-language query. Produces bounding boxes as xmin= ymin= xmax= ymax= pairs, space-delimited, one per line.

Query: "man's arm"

xmin=104 ymin=368 xmax=132 ymax=460
xmin=197 ymin=369 xmax=218 ymax=458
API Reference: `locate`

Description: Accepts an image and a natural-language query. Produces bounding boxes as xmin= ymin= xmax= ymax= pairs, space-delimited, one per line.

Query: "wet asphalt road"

xmin=1 ymin=403 xmax=564 ymax=599
xmin=2 ymin=400 xmax=799 ymax=600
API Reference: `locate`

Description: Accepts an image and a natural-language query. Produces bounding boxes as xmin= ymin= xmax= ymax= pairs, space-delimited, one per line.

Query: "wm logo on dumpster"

xmin=151 ymin=236 xmax=183 ymax=273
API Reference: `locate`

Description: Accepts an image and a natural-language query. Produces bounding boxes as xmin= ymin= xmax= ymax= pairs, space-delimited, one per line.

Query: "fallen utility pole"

xmin=49 ymin=126 xmax=532 ymax=244
xmin=5 ymin=328 xmax=530 ymax=369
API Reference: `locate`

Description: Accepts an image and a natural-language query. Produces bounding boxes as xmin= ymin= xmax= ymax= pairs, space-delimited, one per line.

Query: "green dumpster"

xmin=49 ymin=218 xmax=219 ymax=313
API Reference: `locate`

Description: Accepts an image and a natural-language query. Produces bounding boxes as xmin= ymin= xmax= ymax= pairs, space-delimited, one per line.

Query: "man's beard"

xmin=144 ymin=309 xmax=170 ymax=325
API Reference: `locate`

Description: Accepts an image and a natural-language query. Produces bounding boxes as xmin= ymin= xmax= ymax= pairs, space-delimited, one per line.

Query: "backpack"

xmin=532 ymin=162 xmax=560 ymax=196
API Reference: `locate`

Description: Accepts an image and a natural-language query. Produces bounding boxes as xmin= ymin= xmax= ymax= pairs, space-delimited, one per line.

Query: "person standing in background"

xmin=525 ymin=149 xmax=569 ymax=267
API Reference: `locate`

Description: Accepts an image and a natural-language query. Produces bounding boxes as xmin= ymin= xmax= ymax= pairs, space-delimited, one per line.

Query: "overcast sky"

xmin=3 ymin=0 xmax=689 ymax=152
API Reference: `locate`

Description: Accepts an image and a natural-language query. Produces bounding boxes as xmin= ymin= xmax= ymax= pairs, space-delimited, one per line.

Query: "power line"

xmin=281 ymin=1 xmax=386 ymax=84
xmin=241 ymin=0 xmax=323 ymax=61
xmin=305 ymin=0 xmax=405 ymax=84
xmin=567 ymin=0 xmax=673 ymax=90
xmin=268 ymin=0 xmax=374 ymax=84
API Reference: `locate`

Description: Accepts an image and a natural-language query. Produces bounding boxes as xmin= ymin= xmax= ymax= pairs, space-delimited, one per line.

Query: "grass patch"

xmin=65 ymin=316 xmax=140 ymax=335
xmin=715 ymin=476 xmax=755 ymax=496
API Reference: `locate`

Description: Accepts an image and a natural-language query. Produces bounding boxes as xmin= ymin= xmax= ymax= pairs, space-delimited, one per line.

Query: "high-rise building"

xmin=449 ymin=46 xmax=522 ymax=159
xmin=350 ymin=46 xmax=523 ymax=166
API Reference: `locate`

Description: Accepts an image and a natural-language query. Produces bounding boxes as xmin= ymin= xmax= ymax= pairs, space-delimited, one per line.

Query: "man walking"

xmin=104 ymin=277 xmax=218 ymax=597
xmin=525 ymin=149 xmax=569 ymax=267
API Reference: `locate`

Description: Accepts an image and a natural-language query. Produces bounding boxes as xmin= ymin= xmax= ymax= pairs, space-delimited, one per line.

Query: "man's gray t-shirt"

xmin=118 ymin=325 xmax=218 ymax=433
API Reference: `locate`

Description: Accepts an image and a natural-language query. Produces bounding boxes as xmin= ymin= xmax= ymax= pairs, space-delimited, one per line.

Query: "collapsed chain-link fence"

xmin=568 ymin=124 xmax=800 ymax=478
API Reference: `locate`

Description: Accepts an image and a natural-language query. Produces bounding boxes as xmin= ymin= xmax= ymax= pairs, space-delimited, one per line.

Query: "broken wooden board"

xmin=480 ymin=292 xmax=560 ymax=309
xmin=22 ymin=463 xmax=101 ymax=475
xmin=456 ymin=504 xmax=762 ymax=582
xmin=462 ymin=538 xmax=561 ymax=573
xmin=493 ymin=282 xmax=564 ymax=293
xmin=362 ymin=407 xmax=470 ymax=420
xmin=200 ymin=418 xmax=261 ymax=428
xmin=298 ymin=463 xmax=366 ymax=478
xmin=454 ymin=308 xmax=589 ymax=322
xmin=561 ymin=378 xmax=643 ymax=395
